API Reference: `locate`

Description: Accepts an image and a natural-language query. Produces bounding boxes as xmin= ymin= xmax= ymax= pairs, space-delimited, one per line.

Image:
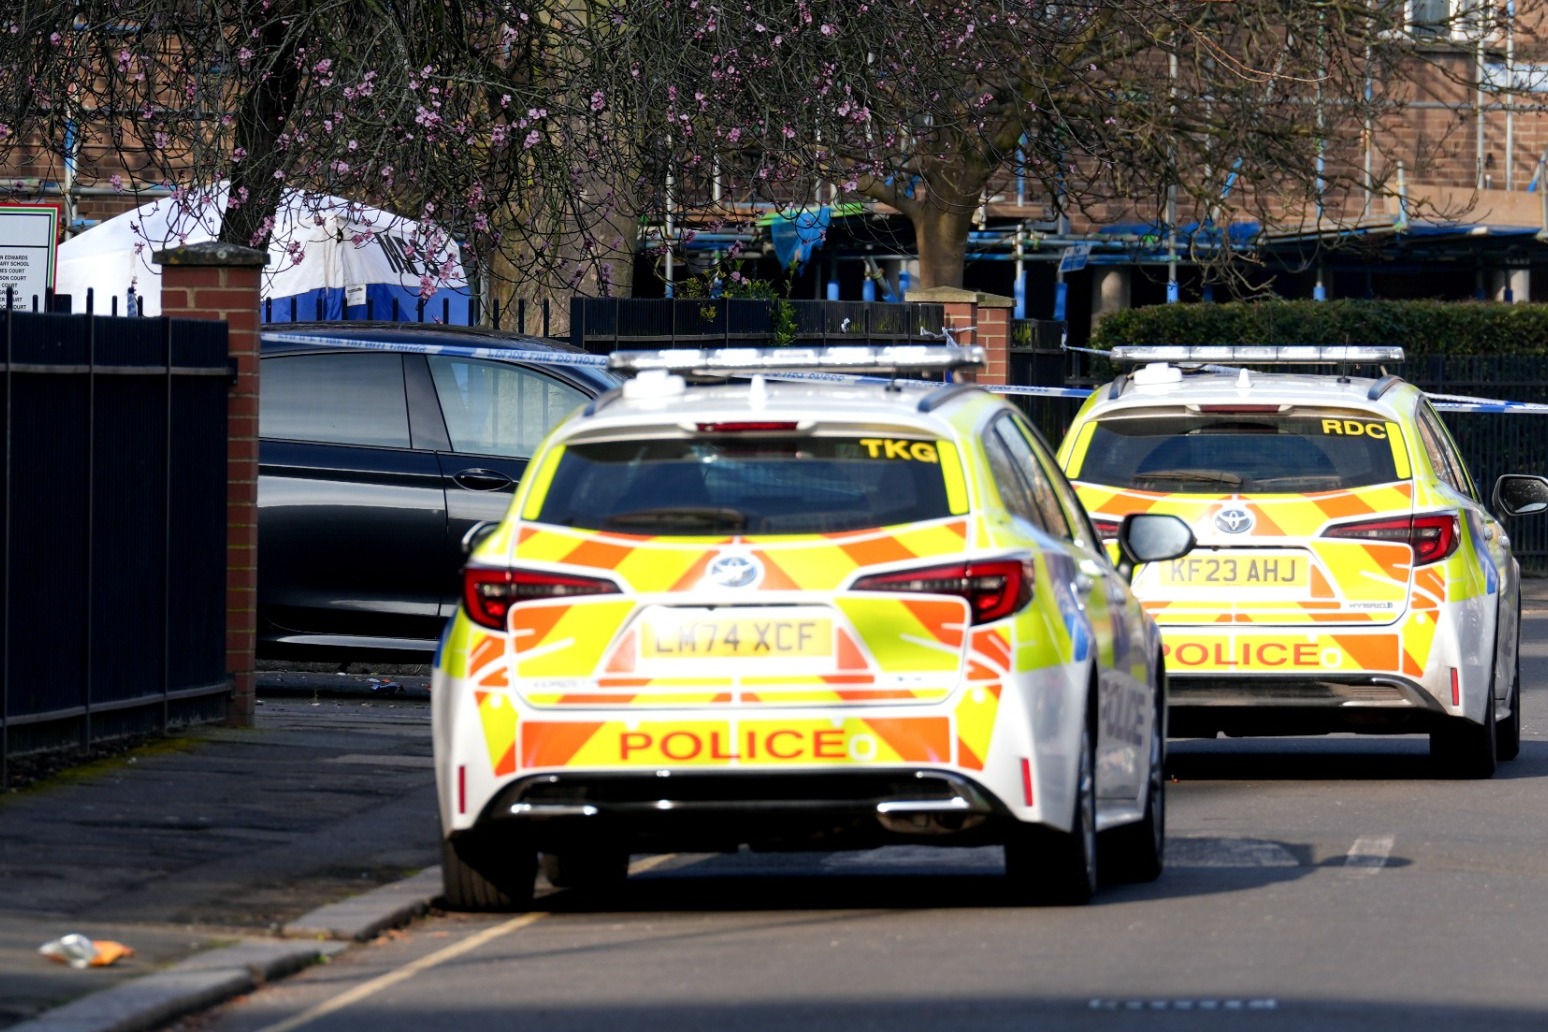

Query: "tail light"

xmin=1322 ymin=513 xmax=1459 ymax=566
xmin=462 ymin=567 xmax=620 ymax=630
xmin=852 ymin=558 xmax=1033 ymax=625
xmin=1090 ymin=516 xmax=1122 ymax=543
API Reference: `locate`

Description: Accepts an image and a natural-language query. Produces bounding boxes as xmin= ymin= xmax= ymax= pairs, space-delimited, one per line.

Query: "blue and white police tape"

xmin=265 ymin=333 xmax=1548 ymax=410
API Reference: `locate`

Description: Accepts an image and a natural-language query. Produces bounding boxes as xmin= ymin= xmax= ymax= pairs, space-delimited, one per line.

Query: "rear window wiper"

xmin=602 ymin=506 xmax=750 ymax=531
xmin=1130 ymin=470 xmax=1244 ymax=488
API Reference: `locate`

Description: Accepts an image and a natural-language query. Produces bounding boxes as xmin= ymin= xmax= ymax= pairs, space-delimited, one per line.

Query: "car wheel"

xmin=1497 ymin=648 xmax=1522 ymax=763
xmin=1005 ymin=709 xmax=1097 ymax=906
xmin=441 ymin=828 xmax=538 ymax=912
xmin=1431 ymin=690 xmax=1498 ymax=780
xmin=1099 ymin=678 xmax=1166 ymax=884
xmin=541 ymin=848 xmax=631 ymax=892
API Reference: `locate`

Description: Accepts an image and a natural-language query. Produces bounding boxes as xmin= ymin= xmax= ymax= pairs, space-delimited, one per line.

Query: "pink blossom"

xmin=591 ymin=90 xmax=606 ymax=111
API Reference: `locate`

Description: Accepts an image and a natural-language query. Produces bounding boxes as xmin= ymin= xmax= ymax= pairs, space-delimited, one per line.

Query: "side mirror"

xmin=1493 ymin=474 xmax=1548 ymax=518
xmin=1116 ymin=513 xmax=1195 ymax=582
xmin=461 ymin=520 xmax=499 ymax=557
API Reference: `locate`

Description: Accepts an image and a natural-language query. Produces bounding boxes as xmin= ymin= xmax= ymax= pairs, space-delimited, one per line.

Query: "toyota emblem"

xmin=1214 ymin=506 xmax=1255 ymax=535
xmin=707 ymin=554 xmax=761 ymax=587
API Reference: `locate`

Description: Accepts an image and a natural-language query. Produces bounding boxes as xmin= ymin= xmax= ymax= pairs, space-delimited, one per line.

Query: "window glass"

xmin=1416 ymin=403 xmax=1476 ymax=499
xmin=982 ymin=426 xmax=1047 ymax=531
xmin=260 ymin=352 xmax=410 ymax=447
xmin=1072 ymin=407 xmax=1403 ymax=493
xmin=536 ymin=435 xmax=952 ymax=535
xmin=1009 ymin=415 xmax=1100 ymax=550
xmin=428 ymin=357 xmax=587 ymax=458
xmin=992 ymin=416 xmax=1071 ymax=538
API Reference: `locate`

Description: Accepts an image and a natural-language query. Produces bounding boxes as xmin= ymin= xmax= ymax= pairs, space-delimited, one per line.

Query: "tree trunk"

xmin=912 ymin=201 xmax=976 ymax=290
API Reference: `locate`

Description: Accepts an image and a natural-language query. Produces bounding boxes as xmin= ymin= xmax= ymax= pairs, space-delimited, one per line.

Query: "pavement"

xmin=6 ymin=578 xmax=1548 ymax=1032
xmin=0 ymin=671 xmax=440 ymax=1032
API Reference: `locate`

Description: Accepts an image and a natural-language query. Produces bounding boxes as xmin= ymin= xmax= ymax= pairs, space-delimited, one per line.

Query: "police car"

xmin=1056 ymin=345 xmax=1548 ymax=777
xmin=432 ymin=344 xmax=1194 ymax=909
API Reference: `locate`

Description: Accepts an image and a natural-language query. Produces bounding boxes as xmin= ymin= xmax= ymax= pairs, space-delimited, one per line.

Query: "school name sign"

xmin=0 ymin=205 xmax=59 ymax=309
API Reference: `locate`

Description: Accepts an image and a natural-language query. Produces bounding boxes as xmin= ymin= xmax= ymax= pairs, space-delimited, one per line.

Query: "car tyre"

xmin=1005 ymin=711 xmax=1097 ymax=906
xmin=1099 ymin=675 xmax=1166 ymax=884
xmin=441 ymin=828 xmax=538 ymax=912
xmin=1497 ymin=647 xmax=1522 ymax=763
xmin=541 ymin=849 xmax=631 ymax=893
xmin=1431 ymin=691 xmax=1498 ymax=780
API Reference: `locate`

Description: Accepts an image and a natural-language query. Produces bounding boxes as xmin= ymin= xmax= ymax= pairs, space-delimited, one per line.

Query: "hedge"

xmin=1088 ymin=300 xmax=1548 ymax=358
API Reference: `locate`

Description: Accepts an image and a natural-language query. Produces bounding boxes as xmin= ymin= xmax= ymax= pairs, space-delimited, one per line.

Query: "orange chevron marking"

xmin=604 ymin=630 xmax=638 ymax=673
xmin=510 ymin=604 xmax=569 ymax=651
xmin=903 ymin=599 xmax=967 ymax=648
xmin=521 ymin=722 xmax=605 ymax=768
xmin=1249 ymin=505 xmax=1287 ymax=537
xmin=967 ymin=659 xmax=999 ymax=681
xmin=557 ymin=694 xmax=638 ymax=705
xmin=866 ymin=717 xmax=952 ymax=763
xmin=477 ymin=668 xmax=510 ymax=687
xmin=1331 ymin=634 xmax=1398 ymax=671
xmin=750 ymin=550 xmax=803 ymax=590
xmin=822 ymin=674 xmax=878 ymax=685
xmin=470 ymin=635 xmax=504 ymax=672
xmin=1310 ymin=566 xmax=1334 ymax=598
xmin=971 ymin=628 xmax=1011 ymax=668
xmin=1416 ymin=567 xmax=1446 ymax=603
xmin=957 ymin=738 xmax=984 ymax=771
xmin=517 ymin=526 xmax=539 ymax=545
xmin=493 ymin=743 xmax=516 ymax=777
xmin=669 ymin=552 xmax=716 ymax=591
xmin=562 ymin=537 xmax=635 ymax=570
xmin=836 ymin=689 xmax=918 ymax=701
xmin=840 ymin=534 xmax=918 ymax=568
xmin=835 ymin=630 xmax=867 ymax=670
xmin=1314 ymin=492 xmax=1375 ymax=520
xmin=597 ymin=676 xmax=651 ymax=687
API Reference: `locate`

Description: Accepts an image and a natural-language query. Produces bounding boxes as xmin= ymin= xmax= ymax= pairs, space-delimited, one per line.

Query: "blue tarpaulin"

xmin=768 ymin=207 xmax=832 ymax=269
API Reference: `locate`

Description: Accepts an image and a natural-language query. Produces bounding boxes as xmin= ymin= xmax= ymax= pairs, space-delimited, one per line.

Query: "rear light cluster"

xmin=1090 ymin=516 xmax=1122 ymax=543
xmin=462 ymin=567 xmax=620 ymax=630
xmin=852 ymin=558 xmax=1034 ymax=625
xmin=1321 ymin=513 xmax=1459 ymax=566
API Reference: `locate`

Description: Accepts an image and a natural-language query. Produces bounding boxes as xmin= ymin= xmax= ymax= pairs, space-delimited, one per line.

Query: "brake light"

xmin=1322 ymin=513 xmax=1459 ymax=565
xmin=1090 ymin=516 xmax=1122 ymax=542
xmin=851 ymin=558 xmax=1033 ymax=624
xmin=695 ymin=421 xmax=800 ymax=432
xmin=461 ymin=567 xmax=620 ymax=630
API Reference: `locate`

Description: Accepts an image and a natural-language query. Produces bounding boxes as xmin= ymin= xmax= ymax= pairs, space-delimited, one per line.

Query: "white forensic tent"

xmin=57 ymin=185 xmax=472 ymax=321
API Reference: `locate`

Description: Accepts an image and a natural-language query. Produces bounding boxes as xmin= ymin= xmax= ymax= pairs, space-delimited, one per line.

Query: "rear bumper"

xmin=462 ymin=768 xmax=1016 ymax=853
xmin=1168 ymin=674 xmax=1450 ymax=737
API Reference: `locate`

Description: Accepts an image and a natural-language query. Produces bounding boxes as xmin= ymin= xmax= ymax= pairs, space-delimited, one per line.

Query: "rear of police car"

xmin=432 ymin=346 xmax=1116 ymax=908
xmin=1059 ymin=347 xmax=1512 ymax=767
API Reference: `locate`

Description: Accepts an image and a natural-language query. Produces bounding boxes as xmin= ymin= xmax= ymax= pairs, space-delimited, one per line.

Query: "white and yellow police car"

xmin=432 ymin=345 xmax=1194 ymax=909
xmin=1056 ymin=345 xmax=1548 ymax=777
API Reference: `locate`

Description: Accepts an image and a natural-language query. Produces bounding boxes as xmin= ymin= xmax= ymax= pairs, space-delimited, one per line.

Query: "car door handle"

xmin=453 ymin=468 xmax=515 ymax=491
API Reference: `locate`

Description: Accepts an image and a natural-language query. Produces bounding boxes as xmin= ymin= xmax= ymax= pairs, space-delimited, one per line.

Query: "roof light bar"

xmin=608 ymin=345 xmax=986 ymax=376
xmin=1108 ymin=345 xmax=1404 ymax=366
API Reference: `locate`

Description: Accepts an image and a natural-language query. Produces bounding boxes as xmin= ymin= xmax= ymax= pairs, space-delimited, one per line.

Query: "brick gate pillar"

xmin=904 ymin=287 xmax=1015 ymax=386
xmin=153 ymin=241 xmax=267 ymax=727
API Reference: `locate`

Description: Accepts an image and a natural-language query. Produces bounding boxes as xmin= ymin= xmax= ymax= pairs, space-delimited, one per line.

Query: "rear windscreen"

xmin=1073 ymin=410 xmax=1403 ymax=492
xmin=536 ymin=436 xmax=953 ymax=535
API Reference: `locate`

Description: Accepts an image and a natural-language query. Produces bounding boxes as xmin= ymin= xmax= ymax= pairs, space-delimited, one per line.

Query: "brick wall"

xmin=153 ymin=242 xmax=266 ymax=727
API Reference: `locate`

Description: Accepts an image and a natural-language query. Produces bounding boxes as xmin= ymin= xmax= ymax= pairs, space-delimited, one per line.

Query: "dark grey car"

xmin=257 ymin=323 xmax=621 ymax=661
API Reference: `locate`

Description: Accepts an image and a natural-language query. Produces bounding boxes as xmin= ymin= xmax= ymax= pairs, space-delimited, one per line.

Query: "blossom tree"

xmin=0 ymin=0 xmax=1526 ymax=306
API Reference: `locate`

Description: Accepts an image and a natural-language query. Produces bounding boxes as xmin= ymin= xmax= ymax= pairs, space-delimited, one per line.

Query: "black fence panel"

xmin=2 ymin=310 xmax=230 ymax=777
xmin=570 ymin=297 xmax=949 ymax=352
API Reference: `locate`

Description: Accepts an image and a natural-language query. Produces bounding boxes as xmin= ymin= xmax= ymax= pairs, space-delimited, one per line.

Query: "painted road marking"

xmin=1341 ymin=835 xmax=1394 ymax=875
xmin=249 ymin=911 xmax=547 ymax=1032
xmin=250 ymin=854 xmax=678 ymax=1032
